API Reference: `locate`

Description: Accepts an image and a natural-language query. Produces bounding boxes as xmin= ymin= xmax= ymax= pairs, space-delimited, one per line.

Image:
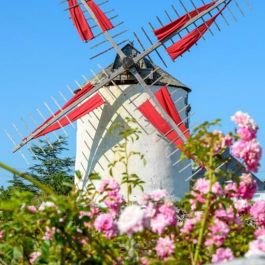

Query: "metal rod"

xmin=232 ymin=0 xmax=245 ymax=16
xmin=155 ymin=16 xmax=175 ymax=44
xmin=90 ymin=29 xmax=128 ymax=49
xmin=133 ymin=32 xmax=154 ymax=63
xmin=51 ymin=96 xmax=76 ymax=130
xmin=29 ymin=113 xmax=54 ymax=149
xmin=44 ymin=102 xmax=68 ymax=137
xmin=200 ymin=0 xmax=221 ymax=31
xmin=93 ymin=21 xmax=124 ymax=39
xmin=20 ymin=117 xmax=47 ymax=155
xmin=63 ymin=0 xmax=109 ymax=8
xmin=179 ymin=162 xmax=192 ymax=174
xmin=189 ymin=0 xmax=214 ymax=36
xmin=89 ymin=39 xmax=128 ymax=60
xmin=164 ymin=10 xmax=188 ymax=52
xmin=12 ymin=123 xmax=37 ymax=160
xmin=5 ymin=130 xmax=30 ymax=165
xmin=36 ymin=108 xmax=61 ymax=141
xmin=141 ymin=26 xmax=168 ymax=68
xmin=226 ymin=3 xmax=238 ymax=22
xmin=179 ymin=0 xmax=206 ymax=41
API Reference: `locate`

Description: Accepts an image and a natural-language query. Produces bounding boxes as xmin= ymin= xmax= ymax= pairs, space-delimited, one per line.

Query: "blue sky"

xmin=0 ymin=0 xmax=264 ymax=185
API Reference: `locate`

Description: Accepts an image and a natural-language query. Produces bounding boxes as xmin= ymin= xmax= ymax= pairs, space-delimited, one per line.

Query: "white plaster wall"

xmin=75 ymin=84 xmax=191 ymax=200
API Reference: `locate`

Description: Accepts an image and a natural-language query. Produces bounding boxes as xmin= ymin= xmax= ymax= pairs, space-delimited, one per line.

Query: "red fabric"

xmin=86 ymin=0 xmax=113 ymax=31
xmin=154 ymin=1 xmax=216 ymax=41
xmin=166 ymin=1 xmax=229 ymax=60
xmin=68 ymin=0 xmax=94 ymax=41
xmin=35 ymin=93 xmax=104 ymax=138
xmin=138 ymin=86 xmax=189 ymax=148
xmin=29 ymin=83 xmax=103 ymax=139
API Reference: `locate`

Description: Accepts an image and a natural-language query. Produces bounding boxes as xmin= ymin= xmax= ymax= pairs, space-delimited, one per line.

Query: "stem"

xmin=124 ymin=138 xmax=130 ymax=203
xmin=193 ymin=150 xmax=215 ymax=265
xmin=0 ymin=162 xmax=54 ymax=195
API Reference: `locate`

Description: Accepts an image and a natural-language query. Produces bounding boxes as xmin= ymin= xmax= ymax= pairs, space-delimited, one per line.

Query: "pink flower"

xmin=194 ymin=178 xmax=210 ymax=194
xmin=79 ymin=211 xmax=90 ymax=219
xmin=205 ymin=219 xmax=230 ymax=247
xmin=27 ymin=206 xmax=37 ymax=214
xmin=155 ymin=236 xmax=175 ymax=260
xmin=150 ymin=202 xmax=176 ymax=235
xmin=231 ymin=111 xmax=257 ymax=131
xmin=150 ymin=189 xmax=168 ymax=202
xmin=98 ymin=178 xmax=124 ymax=217
xmin=250 ymin=200 xmax=265 ymax=226
xmin=245 ymin=237 xmax=265 ymax=258
xmin=237 ymin=127 xmax=257 ymax=141
xmin=43 ymin=226 xmax=57 ymax=241
xmin=237 ymin=173 xmax=257 ymax=199
xmin=212 ymin=248 xmax=234 ymax=264
xmin=140 ymin=257 xmax=149 ymax=265
xmin=89 ymin=206 xmax=100 ymax=218
xmin=255 ymin=227 xmax=265 ymax=239
xmin=181 ymin=212 xmax=202 ymax=234
xmin=158 ymin=202 xmax=177 ymax=226
xmin=212 ymin=182 xmax=223 ymax=196
xmin=232 ymin=139 xmax=262 ymax=173
xmin=222 ymin=134 xmax=233 ymax=148
xmin=0 ymin=231 xmax=4 ymax=240
xmin=214 ymin=208 xmax=235 ymax=223
xmin=234 ymin=199 xmax=251 ymax=214
xmin=224 ymin=182 xmax=238 ymax=198
xmin=98 ymin=178 xmax=120 ymax=193
xmin=144 ymin=202 xmax=156 ymax=219
xmin=94 ymin=213 xmax=117 ymax=239
xmin=29 ymin=251 xmax=41 ymax=264
xmin=151 ymin=214 xmax=169 ymax=235
xmin=118 ymin=205 xmax=144 ymax=235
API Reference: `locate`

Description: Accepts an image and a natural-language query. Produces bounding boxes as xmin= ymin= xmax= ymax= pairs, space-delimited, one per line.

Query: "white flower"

xmin=118 ymin=205 xmax=144 ymax=235
xmin=39 ymin=201 xmax=56 ymax=211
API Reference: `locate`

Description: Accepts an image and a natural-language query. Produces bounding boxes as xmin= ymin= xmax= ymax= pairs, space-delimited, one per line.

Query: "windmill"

xmin=8 ymin=0 xmax=252 ymax=200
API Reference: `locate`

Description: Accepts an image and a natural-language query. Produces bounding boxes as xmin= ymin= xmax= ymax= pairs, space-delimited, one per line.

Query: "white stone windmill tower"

xmin=10 ymin=0 xmax=251 ymax=200
xmin=75 ymin=43 xmax=192 ymax=199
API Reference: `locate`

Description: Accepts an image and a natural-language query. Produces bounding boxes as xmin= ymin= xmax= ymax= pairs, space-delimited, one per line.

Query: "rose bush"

xmin=0 ymin=111 xmax=263 ymax=265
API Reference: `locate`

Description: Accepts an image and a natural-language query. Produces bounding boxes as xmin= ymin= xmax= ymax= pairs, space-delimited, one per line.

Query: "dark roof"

xmin=92 ymin=43 xmax=191 ymax=92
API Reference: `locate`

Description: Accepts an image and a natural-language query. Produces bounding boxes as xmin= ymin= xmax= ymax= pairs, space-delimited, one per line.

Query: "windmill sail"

xmin=68 ymin=0 xmax=114 ymax=41
xmin=154 ymin=1 xmax=216 ymax=41
xmin=12 ymin=0 xmax=248 ymax=153
xmin=68 ymin=0 xmax=94 ymax=41
xmin=26 ymin=83 xmax=105 ymax=139
xmin=139 ymin=86 xmax=190 ymax=149
xmin=86 ymin=0 xmax=113 ymax=31
xmin=166 ymin=1 xmax=231 ymax=60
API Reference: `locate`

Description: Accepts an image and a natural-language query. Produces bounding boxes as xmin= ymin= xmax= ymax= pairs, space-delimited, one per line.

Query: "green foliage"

xmin=108 ymin=117 xmax=146 ymax=202
xmin=0 ymin=118 xmax=260 ymax=264
xmin=2 ymin=136 xmax=74 ymax=197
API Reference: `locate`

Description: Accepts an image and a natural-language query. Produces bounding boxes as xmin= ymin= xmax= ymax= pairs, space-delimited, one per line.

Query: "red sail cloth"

xmin=34 ymin=93 xmax=104 ymax=138
xmin=68 ymin=0 xmax=94 ymax=41
xmin=154 ymin=1 xmax=216 ymax=41
xmin=86 ymin=0 xmax=113 ymax=31
xmin=166 ymin=2 xmax=229 ymax=60
xmin=138 ymin=86 xmax=190 ymax=148
xmin=29 ymin=83 xmax=102 ymax=139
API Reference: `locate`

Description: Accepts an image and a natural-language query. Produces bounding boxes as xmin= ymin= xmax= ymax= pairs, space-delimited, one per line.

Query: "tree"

xmin=8 ymin=136 xmax=75 ymax=195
